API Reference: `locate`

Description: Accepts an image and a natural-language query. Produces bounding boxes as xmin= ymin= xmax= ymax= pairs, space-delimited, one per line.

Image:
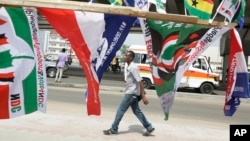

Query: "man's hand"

xmin=142 ymin=96 xmax=149 ymax=105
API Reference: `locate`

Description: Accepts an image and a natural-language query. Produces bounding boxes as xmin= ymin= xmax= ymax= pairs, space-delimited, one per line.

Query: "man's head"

xmin=124 ymin=50 xmax=135 ymax=63
xmin=62 ymin=48 xmax=66 ymax=52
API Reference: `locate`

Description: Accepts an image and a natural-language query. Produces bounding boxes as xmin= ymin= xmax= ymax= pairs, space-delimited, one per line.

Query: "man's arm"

xmin=139 ymin=81 xmax=149 ymax=105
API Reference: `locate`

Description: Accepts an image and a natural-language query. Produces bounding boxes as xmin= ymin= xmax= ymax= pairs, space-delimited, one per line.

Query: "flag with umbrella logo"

xmin=0 ymin=7 xmax=47 ymax=119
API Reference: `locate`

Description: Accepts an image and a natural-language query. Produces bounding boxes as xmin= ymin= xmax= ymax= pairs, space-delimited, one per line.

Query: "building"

xmin=39 ymin=30 xmax=78 ymax=63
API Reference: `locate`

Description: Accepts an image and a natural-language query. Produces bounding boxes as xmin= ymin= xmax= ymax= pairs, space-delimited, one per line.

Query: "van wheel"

xmin=142 ymin=78 xmax=152 ymax=89
xmin=47 ymin=67 xmax=57 ymax=78
xmin=200 ymin=83 xmax=214 ymax=94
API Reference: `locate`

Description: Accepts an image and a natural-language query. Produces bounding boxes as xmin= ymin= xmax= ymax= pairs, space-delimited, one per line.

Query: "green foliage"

xmin=120 ymin=44 xmax=129 ymax=57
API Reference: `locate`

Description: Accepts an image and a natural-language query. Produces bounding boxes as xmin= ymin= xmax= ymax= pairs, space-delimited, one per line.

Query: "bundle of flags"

xmin=0 ymin=0 xmax=248 ymax=120
xmin=184 ymin=0 xmax=249 ymax=116
xmin=0 ymin=7 xmax=47 ymax=119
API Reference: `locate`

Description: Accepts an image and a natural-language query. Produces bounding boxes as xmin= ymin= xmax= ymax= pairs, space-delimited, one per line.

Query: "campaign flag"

xmin=108 ymin=0 xmax=123 ymax=5
xmin=0 ymin=7 xmax=47 ymax=119
xmin=148 ymin=21 xmax=230 ymax=120
xmin=39 ymin=8 xmax=136 ymax=115
xmin=147 ymin=1 xmax=230 ymax=120
xmin=148 ymin=0 xmax=166 ymax=13
xmin=217 ymin=0 xmax=246 ymax=29
xmin=184 ymin=0 xmax=214 ymax=20
xmin=224 ymin=28 xmax=250 ymax=116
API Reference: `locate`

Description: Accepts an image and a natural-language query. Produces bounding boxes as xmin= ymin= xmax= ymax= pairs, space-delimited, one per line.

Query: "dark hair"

xmin=127 ymin=50 xmax=135 ymax=60
xmin=62 ymin=48 xmax=66 ymax=52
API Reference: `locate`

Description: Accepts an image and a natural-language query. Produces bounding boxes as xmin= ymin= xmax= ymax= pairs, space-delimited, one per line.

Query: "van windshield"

xmin=134 ymin=53 xmax=150 ymax=64
xmin=192 ymin=58 xmax=207 ymax=70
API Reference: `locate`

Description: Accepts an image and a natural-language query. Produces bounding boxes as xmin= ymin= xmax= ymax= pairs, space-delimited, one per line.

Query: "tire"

xmin=47 ymin=67 xmax=57 ymax=78
xmin=105 ymin=67 xmax=110 ymax=72
xmin=115 ymin=67 xmax=121 ymax=74
xmin=199 ymin=83 xmax=214 ymax=94
xmin=142 ymin=78 xmax=152 ymax=89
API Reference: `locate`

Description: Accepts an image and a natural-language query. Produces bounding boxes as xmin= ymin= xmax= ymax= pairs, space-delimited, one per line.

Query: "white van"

xmin=128 ymin=45 xmax=220 ymax=94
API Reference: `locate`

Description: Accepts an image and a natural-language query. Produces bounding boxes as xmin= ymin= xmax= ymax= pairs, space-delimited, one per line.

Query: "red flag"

xmin=39 ymin=9 xmax=101 ymax=115
xmin=224 ymin=28 xmax=250 ymax=116
xmin=39 ymin=8 xmax=136 ymax=116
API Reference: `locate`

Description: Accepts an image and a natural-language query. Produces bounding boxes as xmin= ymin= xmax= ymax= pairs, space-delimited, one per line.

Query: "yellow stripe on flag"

xmin=186 ymin=0 xmax=214 ymax=14
xmin=117 ymin=0 xmax=122 ymax=5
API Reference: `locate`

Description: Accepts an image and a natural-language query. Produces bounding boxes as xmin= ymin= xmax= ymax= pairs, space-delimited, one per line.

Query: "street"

xmin=46 ymin=74 xmax=250 ymax=125
xmin=0 ymin=84 xmax=249 ymax=141
xmin=47 ymin=73 xmax=227 ymax=96
xmin=63 ymin=64 xmax=124 ymax=81
xmin=47 ymin=86 xmax=250 ymax=124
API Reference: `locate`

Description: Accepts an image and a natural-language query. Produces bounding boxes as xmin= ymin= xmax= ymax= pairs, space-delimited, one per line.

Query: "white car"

xmin=45 ymin=60 xmax=68 ymax=78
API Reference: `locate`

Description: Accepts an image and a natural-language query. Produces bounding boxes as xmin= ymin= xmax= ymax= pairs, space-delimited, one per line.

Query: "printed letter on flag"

xmin=0 ymin=7 xmax=47 ymax=119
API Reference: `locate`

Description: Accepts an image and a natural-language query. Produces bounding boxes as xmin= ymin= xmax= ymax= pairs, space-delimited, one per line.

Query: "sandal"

xmin=103 ymin=129 xmax=117 ymax=135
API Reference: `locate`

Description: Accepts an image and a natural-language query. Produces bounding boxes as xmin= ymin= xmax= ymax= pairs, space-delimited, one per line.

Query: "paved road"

xmin=0 ymin=76 xmax=249 ymax=141
xmin=64 ymin=64 xmax=229 ymax=95
xmin=64 ymin=64 xmax=124 ymax=81
xmin=47 ymin=74 xmax=227 ymax=96
xmin=47 ymin=86 xmax=250 ymax=124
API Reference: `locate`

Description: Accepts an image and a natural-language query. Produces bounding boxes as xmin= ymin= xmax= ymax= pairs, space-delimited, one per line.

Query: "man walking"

xmin=103 ymin=51 xmax=154 ymax=136
xmin=55 ymin=48 xmax=68 ymax=83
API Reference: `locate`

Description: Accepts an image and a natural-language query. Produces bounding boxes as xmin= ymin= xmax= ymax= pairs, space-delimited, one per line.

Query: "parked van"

xmin=127 ymin=45 xmax=220 ymax=94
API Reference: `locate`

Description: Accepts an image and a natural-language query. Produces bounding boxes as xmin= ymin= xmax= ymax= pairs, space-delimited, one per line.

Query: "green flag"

xmin=0 ymin=7 xmax=47 ymax=119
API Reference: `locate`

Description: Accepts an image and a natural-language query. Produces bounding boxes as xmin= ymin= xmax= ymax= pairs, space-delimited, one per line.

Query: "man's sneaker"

xmin=103 ymin=129 xmax=118 ymax=135
xmin=143 ymin=127 xmax=155 ymax=136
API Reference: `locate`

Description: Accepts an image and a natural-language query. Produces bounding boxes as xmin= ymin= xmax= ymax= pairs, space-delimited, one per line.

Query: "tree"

xmin=120 ymin=44 xmax=129 ymax=57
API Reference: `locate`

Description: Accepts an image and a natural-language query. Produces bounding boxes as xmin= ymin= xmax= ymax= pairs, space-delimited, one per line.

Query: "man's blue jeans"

xmin=111 ymin=94 xmax=153 ymax=133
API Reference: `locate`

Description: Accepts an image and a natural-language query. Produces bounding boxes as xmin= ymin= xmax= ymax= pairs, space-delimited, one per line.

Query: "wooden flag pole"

xmin=0 ymin=0 xmax=237 ymax=28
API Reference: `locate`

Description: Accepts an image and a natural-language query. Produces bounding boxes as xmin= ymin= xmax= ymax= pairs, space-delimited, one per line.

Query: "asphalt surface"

xmin=0 ymin=72 xmax=249 ymax=141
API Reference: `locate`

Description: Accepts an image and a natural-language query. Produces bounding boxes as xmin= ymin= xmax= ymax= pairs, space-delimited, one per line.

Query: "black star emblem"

xmin=191 ymin=0 xmax=198 ymax=7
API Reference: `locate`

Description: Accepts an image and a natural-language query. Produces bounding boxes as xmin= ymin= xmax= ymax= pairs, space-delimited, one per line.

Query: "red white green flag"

xmin=0 ymin=7 xmax=47 ymax=119
xmin=147 ymin=2 xmax=230 ymax=120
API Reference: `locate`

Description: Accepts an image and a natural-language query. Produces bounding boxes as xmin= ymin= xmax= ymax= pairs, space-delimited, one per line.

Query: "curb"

xmin=47 ymin=81 xmax=250 ymax=103
xmin=47 ymin=82 xmax=250 ymax=103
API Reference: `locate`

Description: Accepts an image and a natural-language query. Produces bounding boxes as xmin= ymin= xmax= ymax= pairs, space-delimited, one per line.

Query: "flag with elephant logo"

xmin=224 ymin=28 xmax=250 ymax=116
xmin=39 ymin=6 xmax=136 ymax=116
xmin=0 ymin=7 xmax=47 ymax=119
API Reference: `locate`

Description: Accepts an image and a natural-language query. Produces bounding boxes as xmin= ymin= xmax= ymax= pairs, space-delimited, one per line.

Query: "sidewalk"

xmin=0 ymin=80 xmax=244 ymax=141
xmin=0 ymin=108 xmax=229 ymax=141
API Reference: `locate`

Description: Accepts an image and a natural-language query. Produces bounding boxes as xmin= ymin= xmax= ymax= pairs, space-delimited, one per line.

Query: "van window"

xmin=133 ymin=53 xmax=141 ymax=64
xmin=141 ymin=54 xmax=147 ymax=64
xmin=192 ymin=58 xmax=207 ymax=70
xmin=133 ymin=53 xmax=150 ymax=64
